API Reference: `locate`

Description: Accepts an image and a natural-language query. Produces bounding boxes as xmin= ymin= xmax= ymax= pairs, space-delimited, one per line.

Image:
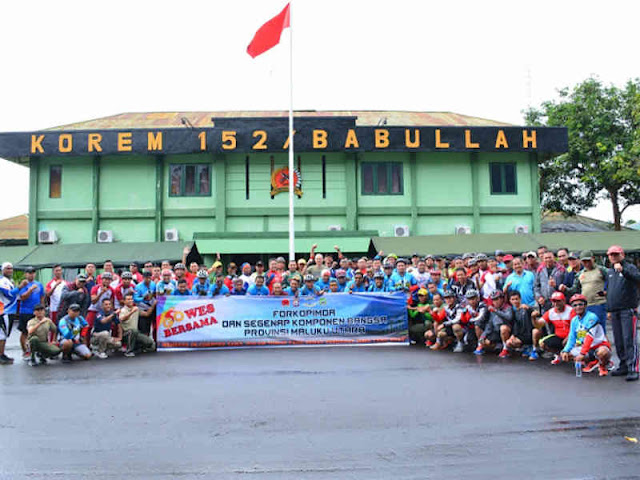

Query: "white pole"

xmin=287 ymin=1 xmax=295 ymax=263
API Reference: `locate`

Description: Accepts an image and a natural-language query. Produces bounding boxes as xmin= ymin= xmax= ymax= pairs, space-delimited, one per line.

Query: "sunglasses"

xmin=571 ymin=302 xmax=586 ymax=307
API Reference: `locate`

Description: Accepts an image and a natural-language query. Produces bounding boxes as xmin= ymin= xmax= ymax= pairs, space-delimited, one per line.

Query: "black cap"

xmin=256 ymin=260 xmax=264 ymax=266
xmin=69 ymin=303 xmax=81 ymax=311
xmin=34 ymin=303 xmax=45 ymax=310
xmin=24 ymin=266 xmax=35 ymax=273
xmin=130 ymin=261 xmax=139 ymax=267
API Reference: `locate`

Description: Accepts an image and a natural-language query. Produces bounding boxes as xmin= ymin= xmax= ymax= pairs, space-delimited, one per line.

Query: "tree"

xmin=525 ymin=77 xmax=640 ymax=230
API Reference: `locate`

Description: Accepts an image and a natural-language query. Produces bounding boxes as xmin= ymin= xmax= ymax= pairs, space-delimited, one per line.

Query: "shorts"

xmin=18 ymin=313 xmax=33 ymax=334
xmin=541 ymin=334 xmax=564 ymax=351
xmin=515 ymin=333 xmax=533 ymax=345
xmin=72 ymin=343 xmax=91 ymax=357
xmin=0 ymin=314 xmax=9 ymax=341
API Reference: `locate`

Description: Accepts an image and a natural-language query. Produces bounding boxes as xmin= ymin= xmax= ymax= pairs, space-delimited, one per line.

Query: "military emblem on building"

xmin=270 ymin=166 xmax=302 ymax=198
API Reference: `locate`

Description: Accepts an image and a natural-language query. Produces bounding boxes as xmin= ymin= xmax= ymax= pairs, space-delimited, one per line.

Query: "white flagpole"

xmin=287 ymin=1 xmax=295 ymax=263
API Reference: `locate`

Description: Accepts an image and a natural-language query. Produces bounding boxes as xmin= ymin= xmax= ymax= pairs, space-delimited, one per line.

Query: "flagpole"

xmin=287 ymin=1 xmax=295 ymax=264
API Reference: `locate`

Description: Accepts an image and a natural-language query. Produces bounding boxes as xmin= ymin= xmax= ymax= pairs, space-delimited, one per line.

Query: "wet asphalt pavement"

xmin=1 ymin=335 xmax=639 ymax=480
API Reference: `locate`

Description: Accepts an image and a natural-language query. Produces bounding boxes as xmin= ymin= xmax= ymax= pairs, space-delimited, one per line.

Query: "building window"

xmin=361 ymin=162 xmax=403 ymax=195
xmin=170 ymin=164 xmax=211 ymax=197
xmin=490 ymin=163 xmax=517 ymax=195
xmin=49 ymin=165 xmax=62 ymax=198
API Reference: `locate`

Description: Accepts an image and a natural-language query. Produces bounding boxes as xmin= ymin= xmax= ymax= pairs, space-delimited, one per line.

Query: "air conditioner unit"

xmin=327 ymin=225 xmax=342 ymax=231
xmin=514 ymin=224 xmax=530 ymax=234
xmin=394 ymin=225 xmax=410 ymax=237
xmin=455 ymin=225 xmax=471 ymax=235
xmin=164 ymin=228 xmax=179 ymax=241
xmin=38 ymin=230 xmax=58 ymax=244
xmin=97 ymin=230 xmax=114 ymax=243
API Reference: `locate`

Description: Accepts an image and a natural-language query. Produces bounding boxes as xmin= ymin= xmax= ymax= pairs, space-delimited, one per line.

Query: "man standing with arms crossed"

xmin=606 ymin=245 xmax=640 ymax=381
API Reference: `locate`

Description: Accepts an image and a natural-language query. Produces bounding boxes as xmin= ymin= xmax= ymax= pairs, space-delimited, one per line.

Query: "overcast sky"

xmin=0 ymin=0 xmax=638 ymax=223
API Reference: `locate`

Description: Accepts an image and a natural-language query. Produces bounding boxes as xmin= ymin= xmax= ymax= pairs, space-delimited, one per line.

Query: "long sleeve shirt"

xmin=58 ymin=315 xmax=88 ymax=342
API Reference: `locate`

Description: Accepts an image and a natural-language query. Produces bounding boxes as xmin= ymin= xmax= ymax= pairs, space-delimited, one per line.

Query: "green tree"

xmin=525 ymin=77 xmax=640 ymax=230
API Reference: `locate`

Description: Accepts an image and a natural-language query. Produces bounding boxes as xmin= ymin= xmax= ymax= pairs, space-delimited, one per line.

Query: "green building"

xmin=0 ymin=110 xmax=567 ymax=266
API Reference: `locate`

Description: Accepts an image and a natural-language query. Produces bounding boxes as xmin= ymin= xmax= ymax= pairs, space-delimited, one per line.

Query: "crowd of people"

xmin=0 ymin=243 xmax=638 ymax=381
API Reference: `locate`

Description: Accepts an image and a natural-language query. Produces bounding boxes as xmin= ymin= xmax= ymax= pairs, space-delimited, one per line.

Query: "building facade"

xmin=0 ymin=111 xmax=567 ymax=262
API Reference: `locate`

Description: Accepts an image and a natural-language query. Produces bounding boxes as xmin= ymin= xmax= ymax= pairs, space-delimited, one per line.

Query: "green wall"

xmin=31 ymin=149 xmax=539 ymax=248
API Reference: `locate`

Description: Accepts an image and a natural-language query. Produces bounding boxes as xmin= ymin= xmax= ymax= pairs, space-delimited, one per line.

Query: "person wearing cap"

xmin=297 ymin=258 xmax=308 ymax=275
xmin=536 ymin=291 xmax=576 ymax=365
xmin=119 ymin=293 xmax=155 ymax=357
xmin=91 ymin=298 xmax=122 ymax=359
xmin=561 ymin=250 xmax=608 ymax=333
xmin=382 ymin=263 xmax=395 ymax=291
xmin=333 ymin=270 xmax=349 ymax=292
xmin=504 ymin=257 xmax=535 ymax=308
xmin=86 ymin=271 xmax=116 ymax=348
xmin=408 ymin=289 xmax=434 ymax=345
xmin=388 ymin=259 xmax=417 ymax=296
xmin=368 ymin=272 xmax=389 ymax=293
xmin=495 ymin=250 xmax=506 ymax=270
xmin=156 ymin=269 xmax=177 ymax=296
xmin=59 ymin=274 xmax=90 ymax=319
xmin=429 ymin=270 xmax=446 ymax=295
xmin=251 ymin=260 xmax=268 ymax=284
xmin=238 ymin=263 xmax=254 ymax=288
xmin=605 ymin=245 xmax=640 ymax=380
xmin=15 ymin=266 xmax=45 ymax=361
xmin=450 ymin=289 xmax=486 ymax=353
xmin=504 ymin=290 xmax=541 ymax=360
xmin=476 ymin=290 xmax=514 ymax=358
xmin=534 ymin=251 xmax=567 ymax=314
xmin=561 ymin=294 xmax=612 ymax=377
xmin=58 ymin=303 xmax=91 ymax=362
xmin=129 ymin=262 xmax=144 ymax=284
xmin=173 ymin=278 xmax=192 ymax=296
xmin=114 ymin=271 xmax=136 ymax=309
xmin=524 ymin=251 xmax=539 ymax=272
xmin=173 ymin=263 xmax=187 ymax=286
xmin=26 ymin=304 xmax=60 ymax=366
xmin=407 ymin=253 xmax=421 ymax=274
xmin=247 ymin=275 xmax=269 ymax=296
xmin=0 ymin=262 xmax=19 ymax=364
xmin=433 ymin=290 xmax=461 ymax=350
xmin=192 ymin=270 xmax=211 ymax=296
xmin=301 ymin=274 xmax=323 ymax=296
xmin=208 ymin=274 xmax=230 ymax=297
xmin=134 ymin=272 xmax=157 ymax=337
xmin=223 ymin=263 xmax=238 ymax=290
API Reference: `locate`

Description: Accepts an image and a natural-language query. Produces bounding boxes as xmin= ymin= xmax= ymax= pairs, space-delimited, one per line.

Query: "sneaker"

xmin=598 ymin=365 xmax=609 ymax=377
xmin=521 ymin=346 xmax=532 ymax=357
xmin=0 ymin=354 xmax=14 ymax=364
xmin=453 ymin=341 xmax=464 ymax=353
xmin=550 ymin=354 xmax=561 ymax=365
xmin=626 ymin=371 xmax=639 ymax=382
xmin=429 ymin=343 xmax=440 ymax=350
xmin=22 ymin=352 xmax=31 ymax=362
xmin=124 ymin=351 xmax=136 ymax=358
xmin=474 ymin=346 xmax=485 ymax=356
xmin=38 ymin=355 xmax=48 ymax=365
xmin=96 ymin=352 xmax=108 ymax=359
xmin=528 ymin=349 xmax=539 ymax=361
xmin=425 ymin=340 xmax=434 ymax=347
xmin=611 ymin=367 xmax=629 ymax=377
xmin=583 ymin=360 xmax=599 ymax=373
xmin=498 ymin=349 xmax=510 ymax=359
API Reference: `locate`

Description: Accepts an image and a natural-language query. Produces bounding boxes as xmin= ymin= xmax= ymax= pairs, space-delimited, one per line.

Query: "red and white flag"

xmin=246 ymin=3 xmax=290 ymax=58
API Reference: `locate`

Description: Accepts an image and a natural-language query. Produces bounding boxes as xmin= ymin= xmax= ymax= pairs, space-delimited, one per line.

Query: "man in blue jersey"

xmin=247 ymin=275 xmax=270 ymax=295
xmin=58 ymin=303 xmax=91 ymax=363
xmin=17 ymin=266 xmax=45 ymax=361
xmin=368 ymin=272 xmax=389 ymax=292
xmin=335 ymin=270 xmax=349 ymax=292
xmin=301 ymin=275 xmax=323 ymax=296
xmin=389 ymin=258 xmax=417 ymax=295
xmin=315 ymin=269 xmax=333 ymax=292
xmin=208 ymin=274 xmax=230 ymax=297
xmin=504 ymin=257 xmax=536 ymax=307
xmin=346 ymin=271 xmax=367 ymax=293
xmin=230 ymin=277 xmax=247 ymax=296
xmin=172 ymin=279 xmax=192 ymax=296
xmin=191 ymin=270 xmax=210 ymax=296
xmin=284 ymin=277 xmax=301 ymax=297
xmin=134 ymin=271 xmax=156 ymax=337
